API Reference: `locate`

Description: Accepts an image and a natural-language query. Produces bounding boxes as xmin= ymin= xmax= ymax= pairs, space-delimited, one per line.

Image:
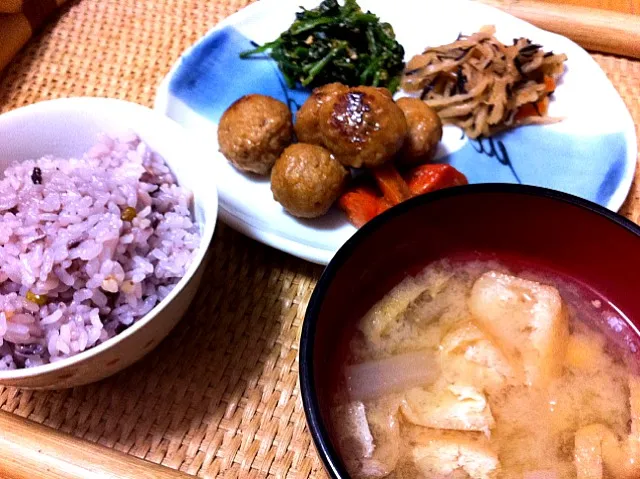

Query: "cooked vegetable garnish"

xmin=372 ymin=163 xmax=411 ymax=206
xmin=339 ymin=163 xmax=468 ymax=228
xmin=240 ymin=0 xmax=405 ymax=92
xmin=405 ymin=163 xmax=468 ymax=196
xmin=338 ymin=185 xmax=390 ymax=229
xmin=401 ymin=25 xmax=567 ymax=138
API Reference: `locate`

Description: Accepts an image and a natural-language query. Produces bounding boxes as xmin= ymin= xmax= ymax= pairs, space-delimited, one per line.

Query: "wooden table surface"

xmin=539 ymin=0 xmax=638 ymax=13
xmin=0 ymin=1 xmax=638 ymax=478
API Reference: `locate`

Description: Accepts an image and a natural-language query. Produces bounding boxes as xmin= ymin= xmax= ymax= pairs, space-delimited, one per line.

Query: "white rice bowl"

xmin=0 ymin=132 xmax=201 ymax=369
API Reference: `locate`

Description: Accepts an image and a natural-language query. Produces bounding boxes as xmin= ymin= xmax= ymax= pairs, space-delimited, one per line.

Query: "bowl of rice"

xmin=0 ymin=97 xmax=217 ymax=389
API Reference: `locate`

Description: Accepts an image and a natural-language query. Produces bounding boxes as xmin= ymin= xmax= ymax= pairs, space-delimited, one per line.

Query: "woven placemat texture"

xmin=0 ymin=1 xmax=638 ymax=478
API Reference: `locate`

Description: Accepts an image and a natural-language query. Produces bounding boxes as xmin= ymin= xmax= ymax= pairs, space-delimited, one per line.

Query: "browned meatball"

xmin=318 ymin=86 xmax=408 ymax=168
xmin=218 ymin=94 xmax=293 ymax=175
xmin=353 ymin=85 xmax=394 ymax=100
xmin=396 ymin=97 xmax=443 ymax=166
xmin=294 ymin=83 xmax=348 ymax=145
xmin=271 ymin=143 xmax=348 ymax=218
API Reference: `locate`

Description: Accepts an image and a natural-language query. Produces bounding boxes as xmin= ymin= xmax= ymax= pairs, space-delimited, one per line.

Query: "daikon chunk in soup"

xmin=329 ymin=260 xmax=639 ymax=479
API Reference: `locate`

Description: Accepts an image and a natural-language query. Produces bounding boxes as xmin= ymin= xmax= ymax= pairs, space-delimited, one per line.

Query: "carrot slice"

xmin=340 ymin=164 xmax=467 ymax=227
xmin=338 ymin=186 xmax=388 ymax=228
xmin=377 ymin=197 xmax=392 ymax=215
xmin=516 ymin=78 xmax=553 ymax=120
xmin=514 ymin=102 xmax=538 ymax=120
xmin=515 ymin=95 xmax=550 ymax=120
xmin=371 ymin=163 xmax=411 ymax=206
xmin=405 ymin=164 xmax=468 ymax=197
xmin=536 ymin=95 xmax=550 ymax=115
xmin=543 ymin=75 xmax=556 ymax=93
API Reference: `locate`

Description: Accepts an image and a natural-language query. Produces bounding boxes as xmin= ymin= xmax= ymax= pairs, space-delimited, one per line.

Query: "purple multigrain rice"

xmin=0 ymin=132 xmax=200 ymax=368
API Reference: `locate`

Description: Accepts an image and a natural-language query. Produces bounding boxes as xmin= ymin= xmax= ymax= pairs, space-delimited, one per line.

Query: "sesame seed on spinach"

xmin=240 ymin=0 xmax=405 ymax=93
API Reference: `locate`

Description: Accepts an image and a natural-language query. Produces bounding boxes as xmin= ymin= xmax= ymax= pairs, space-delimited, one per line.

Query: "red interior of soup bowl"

xmin=300 ymin=183 xmax=640 ymax=478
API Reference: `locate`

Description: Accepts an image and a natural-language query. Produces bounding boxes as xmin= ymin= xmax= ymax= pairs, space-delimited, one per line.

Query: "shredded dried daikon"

xmin=401 ymin=25 xmax=567 ymax=139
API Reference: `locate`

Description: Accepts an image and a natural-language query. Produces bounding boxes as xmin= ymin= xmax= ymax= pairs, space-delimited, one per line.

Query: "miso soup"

xmin=329 ymin=260 xmax=639 ymax=479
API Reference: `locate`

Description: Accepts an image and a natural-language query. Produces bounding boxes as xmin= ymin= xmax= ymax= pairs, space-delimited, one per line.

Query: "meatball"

xmin=295 ymin=83 xmax=348 ymax=145
xmin=396 ymin=97 xmax=443 ymax=166
xmin=318 ymin=86 xmax=408 ymax=168
xmin=218 ymin=94 xmax=293 ymax=175
xmin=353 ymin=85 xmax=394 ymax=100
xmin=271 ymin=143 xmax=348 ymax=218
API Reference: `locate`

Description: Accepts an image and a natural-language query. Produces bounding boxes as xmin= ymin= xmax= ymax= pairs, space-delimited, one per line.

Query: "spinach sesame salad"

xmin=240 ymin=0 xmax=405 ymax=92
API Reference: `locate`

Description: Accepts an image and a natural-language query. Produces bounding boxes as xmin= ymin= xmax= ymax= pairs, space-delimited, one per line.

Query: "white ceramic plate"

xmin=155 ymin=0 xmax=637 ymax=265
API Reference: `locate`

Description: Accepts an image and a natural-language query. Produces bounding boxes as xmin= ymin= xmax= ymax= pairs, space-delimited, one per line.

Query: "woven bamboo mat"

xmin=0 ymin=0 xmax=639 ymax=478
